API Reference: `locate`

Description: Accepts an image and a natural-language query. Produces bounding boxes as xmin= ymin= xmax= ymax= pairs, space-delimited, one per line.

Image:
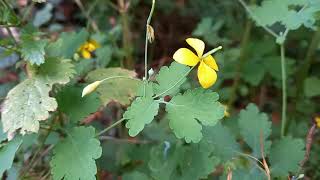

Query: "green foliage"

xmin=56 ymin=86 xmax=101 ymax=123
xmin=166 ymin=88 xmax=225 ymax=143
xmin=269 ymin=136 xmax=305 ymax=177
xmin=122 ymin=171 xmax=150 ymax=180
xmin=86 ymin=68 xmax=141 ymax=105
xmin=124 ymin=97 xmax=159 ymax=136
xmin=201 ymin=123 xmax=240 ymax=161
xmin=0 ymin=137 xmax=22 ymax=177
xmin=178 ymin=144 xmax=220 ymax=180
xmin=46 ymin=30 xmax=88 ymax=58
xmin=250 ymin=0 xmax=320 ymax=30
xmin=148 ymin=143 xmax=180 ymax=180
xmin=0 ymin=123 xmax=6 ymax=143
xmin=154 ymin=62 xmax=190 ymax=97
xmin=304 ymin=76 xmax=320 ymax=97
xmin=20 ymin=37 xmax=47 ymax=65
xmin=1 ymin=58 xmax=75 ymax=137
xmin=50 ymin=126 xmax=102 ymax=180
xmin=0 ymin=5 xmax=19 ymax=25
xmin=238 ymin=104 xmax=272 ymax=158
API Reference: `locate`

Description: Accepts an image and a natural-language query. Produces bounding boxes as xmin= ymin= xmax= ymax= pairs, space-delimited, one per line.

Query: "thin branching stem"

xmin=96 ymin=118 xmax=126 ymax=137
xmin=143 ymin=0 xmax=156 ymax=96
xmin=237 ymin=0 xmax=279 ymax=38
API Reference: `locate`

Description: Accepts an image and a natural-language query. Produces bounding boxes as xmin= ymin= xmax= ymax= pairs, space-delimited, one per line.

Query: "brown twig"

xmin=298 ymin=123 xmax=317 ymax=171
xmin=260 ymin=131 xmax=271 ymax=180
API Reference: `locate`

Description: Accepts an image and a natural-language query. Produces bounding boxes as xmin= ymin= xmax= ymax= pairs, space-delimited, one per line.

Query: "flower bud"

xmin=147 ymin=25 xmax=155 ymax=43
xmin=82 ymin=81 xmax=102 ymax=97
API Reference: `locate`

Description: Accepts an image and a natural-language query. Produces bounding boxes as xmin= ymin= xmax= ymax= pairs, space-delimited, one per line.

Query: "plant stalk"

xmin=280 ymin=44 xmax=287 ymax=137
xmin=96 ymin=118 xmax=126 ymax=137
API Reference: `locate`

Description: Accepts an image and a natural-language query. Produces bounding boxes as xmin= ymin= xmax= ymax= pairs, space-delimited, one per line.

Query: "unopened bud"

xmin=147 ymin=25 xmax=155 ymax=43
xmin=82 ymin=81 xmax=102 ymax=97
xmin=148 ymin=68 xmax=154 ymax=76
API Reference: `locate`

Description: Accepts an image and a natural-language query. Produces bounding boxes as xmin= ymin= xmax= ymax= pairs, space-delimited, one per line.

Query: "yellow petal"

xmin=203 ymin=55 xmax=219 ymax=71
xmin=197 ymin=61 xmax=217 ymax=89
xmin=173 ymin=48 xmax=200 ymax=66
xmin=87 ymin=43 xmax=97 ymax=52
xmin=186 ymin=38 xmax=205 ymax=57
xmin=82 ymin=50 xmax=92 ymax=59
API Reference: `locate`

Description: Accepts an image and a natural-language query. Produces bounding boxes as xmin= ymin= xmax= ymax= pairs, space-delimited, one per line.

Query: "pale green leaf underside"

xmin=1 ymin=58 xmax=75 ymax=138
xmin=86 ymin=68 xmax=142 ymax=105
xmin=124 ymin=97 xmax=159 ymax=136
xmin=50 ymin=126 xmax=102 ymax=180
xmin=0 ymin=136 xmax=22 ymax=177
xmin=238 ymin=103 xmax=272 ymax=158
xmin=269 ymin=136 xmax=305 ymax=177
xmin=166 ymin=88 xmax=225 ymax=143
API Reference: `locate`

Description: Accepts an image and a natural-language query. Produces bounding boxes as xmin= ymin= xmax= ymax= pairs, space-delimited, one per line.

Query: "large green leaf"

xmin=86 ymin=68 xmax=142 ymax=105
xmin=177 ymin=144 xmax=220 ymax=180
xmin=238 ymin=104 xmax=272 ymax=158
xmin=269 ymin=136 xmax=305 ymax=177
xmin=165 ymin=88 xmax=225 ymax=143
xmin=124 ymin=97 xmax=159 ymax=136
xmin=50 ymin=126 xmax=102 ymax=180
xmin=56 ymin=86 xmax=100 ymax=123
xmin=1 ymin=58 xmax=75 ymax=138
xmin=0 ymin=137 xmax=22 ymax=177
xmin=154 ymin=62 xmax=190 ymax=97
xmin=148 ymin=143 xmax=181 ymax=180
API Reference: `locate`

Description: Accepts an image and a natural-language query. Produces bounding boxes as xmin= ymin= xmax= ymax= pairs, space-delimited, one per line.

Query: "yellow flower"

xmin=173 ymin=38 xmax=220 ymax=89
xmin=78 ymin=39 xmax=100 ymax=59
xmin=315 ymin=116 xmax=320 ymax=128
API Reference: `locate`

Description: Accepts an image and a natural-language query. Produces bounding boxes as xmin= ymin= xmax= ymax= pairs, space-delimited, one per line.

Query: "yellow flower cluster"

xmin=78 ymin=39 xmax=100 ymax=59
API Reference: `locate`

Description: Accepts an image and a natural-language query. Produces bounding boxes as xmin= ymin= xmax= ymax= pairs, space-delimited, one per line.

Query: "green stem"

xmin=96 ymin=118 xmax=126 ymax=137
xmin=143 ymin=0 xmax=156 ymax=96
xmin=237 ymin=0 xmax=278 ymax=38
xmin=74 ymin=0 xmax=100 ymax=32
xmin=154 ymin=66 xmax=195 ymax=99
xmin=100 ymin=76 xmax=140 ymax=83
xmin=280 ymin=44 xmax=287 ymax=137
xmin=202 ymin=46 xmax=223 ymax=59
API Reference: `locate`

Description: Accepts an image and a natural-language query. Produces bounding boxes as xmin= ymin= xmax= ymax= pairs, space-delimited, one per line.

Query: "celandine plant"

xmin=0 ymin=0 xmax=319 ymax=179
